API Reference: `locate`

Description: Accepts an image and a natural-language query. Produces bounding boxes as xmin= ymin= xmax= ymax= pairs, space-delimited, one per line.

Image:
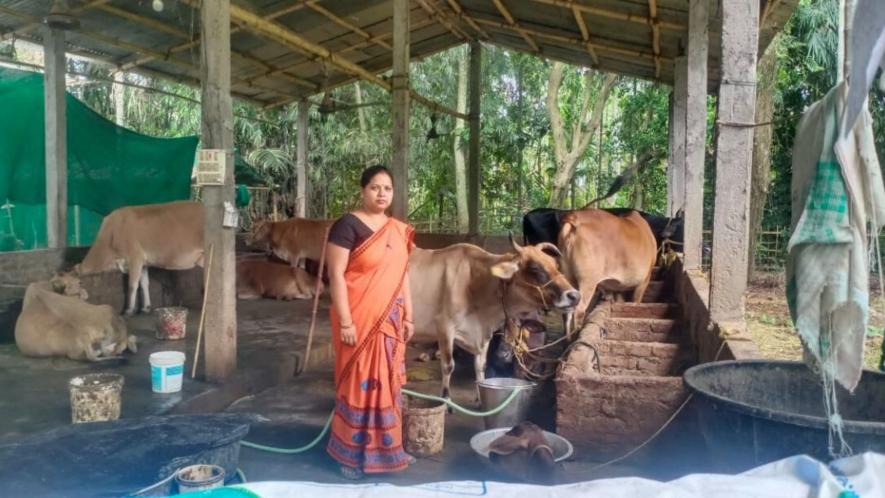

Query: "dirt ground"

xmin=746 ymin=272 xmax=884 ymax=371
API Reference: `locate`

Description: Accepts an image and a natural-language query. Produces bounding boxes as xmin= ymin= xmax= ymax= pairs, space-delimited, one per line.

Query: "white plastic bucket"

xmin=150 ymin=351 xmax=186 ymax=394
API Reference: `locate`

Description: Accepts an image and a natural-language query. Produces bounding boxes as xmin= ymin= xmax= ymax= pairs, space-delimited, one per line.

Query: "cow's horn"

xmin=509 ymin=231 xmax=523 ymax=253
xmin=537 ymin=242 xmax=562 ymax=258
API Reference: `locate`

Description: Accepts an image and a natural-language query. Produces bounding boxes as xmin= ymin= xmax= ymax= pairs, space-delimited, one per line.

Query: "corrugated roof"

xmin=0 ymin=0 xmax=798 ymax=108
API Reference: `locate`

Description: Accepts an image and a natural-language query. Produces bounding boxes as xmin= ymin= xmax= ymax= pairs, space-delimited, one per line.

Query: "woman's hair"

xmin=360 ymin=165 xmax=394 ymax=188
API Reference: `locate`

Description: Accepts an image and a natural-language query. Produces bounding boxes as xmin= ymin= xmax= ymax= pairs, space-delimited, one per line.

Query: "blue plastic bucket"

xmin=150 ymin=351 xmax=185 ymax=393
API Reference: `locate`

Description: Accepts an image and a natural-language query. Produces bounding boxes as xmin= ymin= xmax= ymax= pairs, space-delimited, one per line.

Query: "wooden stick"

xmin=191 ymin=244 xmax=215 ymax=379
xmin=302 ymin=227 xmax=330 ymax=374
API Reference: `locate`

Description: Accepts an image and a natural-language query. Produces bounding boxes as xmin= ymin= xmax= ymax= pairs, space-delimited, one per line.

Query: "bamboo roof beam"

xmin=572 ymin=6 xmax=599 ymax=65
xmin=305 ymin=1 xmax=392 ymax=51
xmin=244 ymin=17 xmax=437 ymax=86
xmin=117 ymin=3 xmax=310 ymax=79
xmin=212 ymin=2 xmax=466 ymax=120
xmin=472 ymin=16 xmax=670 ymax=63
xmin=529 ymin=0 xmax=685 ymax=32
xmin=648 ymin=0 xmax=662 ymax=78
xmin=0 ymin=0 xmax=111 ymax=42
xmin=491 ymin=0 xmax=540 ymax=53
xmin=416 ymin=0 xmax=470 ymax=41
xmin=0 ymin=4 xmax=297 ymax=100
xmin=92 ymin=3 xmax=315 ymax=91
xmin=445 ymin=0 xmax=491 ymax=39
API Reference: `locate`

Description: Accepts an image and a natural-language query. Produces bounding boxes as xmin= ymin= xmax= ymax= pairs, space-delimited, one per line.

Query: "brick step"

xmin=603 ymin=318 xmax=681 ymax=343
xmin=611 ymin=302 xmax=679 ymax=319
xmin=594 ymin=340 xmax=693 ymax=377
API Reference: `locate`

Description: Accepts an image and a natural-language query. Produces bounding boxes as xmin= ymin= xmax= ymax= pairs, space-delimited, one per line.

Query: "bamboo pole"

xmin=492 ymin=0 xmax=540 ymax=53
xmin=572 ymin=7 xmax=600 ymax=65
xmin=445 ymin=0 xmax=491 ymax=38
xmin=647 ymin=0 xmax=662 ymax=78
xmin=416 ymin=0 xmax=469 ymax=40
xmin=306 ymin=1 xmax=392 ymax=50
xmin=472 ymin=16 xmax=669 ymax=62
xmin=191 ymin=244 xmax=214 ymax=379
xmin=529 ymin=0 xmax=685 ymax=32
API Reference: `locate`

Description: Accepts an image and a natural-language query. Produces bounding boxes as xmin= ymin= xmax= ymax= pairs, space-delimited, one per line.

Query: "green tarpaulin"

xmin=0 ymin=66 xmax=198 ymax=251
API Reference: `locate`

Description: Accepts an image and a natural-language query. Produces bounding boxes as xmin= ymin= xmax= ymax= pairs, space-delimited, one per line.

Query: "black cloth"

xmin=328 ymin=213 xmax=374 ymax=250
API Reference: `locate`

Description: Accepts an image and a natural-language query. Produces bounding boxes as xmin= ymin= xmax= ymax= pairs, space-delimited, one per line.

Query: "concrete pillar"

xmin=710 ymin=0 xmax=759 ymax=325
xmin=667 ymin=57 xmax=687 ymax=218
xmin=391 ymin=0 xmax=410 ymax=221
xmin=200 ymin=0 xmax=237 ymax=381
xmin=296 ymin=99 xmax=308 ymax=218
xmin=467 ymin=41 xmax=482 ymax=237
xmin=683 ymin=0 xmax=708 ymax=272
xmin=44 ymin=27 xmax=67 ymax=248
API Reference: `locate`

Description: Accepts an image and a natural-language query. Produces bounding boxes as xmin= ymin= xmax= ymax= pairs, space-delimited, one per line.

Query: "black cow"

xmin=522 ymin=207 xmax=684 ymax=251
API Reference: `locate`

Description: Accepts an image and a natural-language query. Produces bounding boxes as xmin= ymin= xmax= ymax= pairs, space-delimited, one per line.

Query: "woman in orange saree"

xmin=325 ymin=165 xmax=415 ymax=479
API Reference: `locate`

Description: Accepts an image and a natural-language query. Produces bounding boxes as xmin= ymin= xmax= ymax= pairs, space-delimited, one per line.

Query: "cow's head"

xmin=247 ymin=220 xmax=273 ymax=251
xmin=661 ymin=208 xmax=685 ymax=242
xmin=491 ymin=235 xmax=580 ymax=313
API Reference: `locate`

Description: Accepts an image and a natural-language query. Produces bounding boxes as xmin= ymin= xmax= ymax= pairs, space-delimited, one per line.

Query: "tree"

xmin=546 ymin=63 xmax=616 ymax=207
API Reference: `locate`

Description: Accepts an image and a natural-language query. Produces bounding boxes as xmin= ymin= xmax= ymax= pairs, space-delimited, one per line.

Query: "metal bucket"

xmin=477 ymin=377 xmax=535 ymax=430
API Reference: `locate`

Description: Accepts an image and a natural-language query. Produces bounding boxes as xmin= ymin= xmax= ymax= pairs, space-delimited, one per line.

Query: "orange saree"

xmin=327 ymin=218 xmax=415 ymax=474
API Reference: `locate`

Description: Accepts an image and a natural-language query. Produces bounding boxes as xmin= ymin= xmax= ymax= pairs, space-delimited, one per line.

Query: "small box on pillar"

xmin=196 ymin=149 xmax=227 ymax=186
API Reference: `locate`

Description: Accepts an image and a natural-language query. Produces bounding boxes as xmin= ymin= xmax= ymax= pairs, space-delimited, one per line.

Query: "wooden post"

xmin=296 ymin=98 xmax=308 ymax=218
xmin=200 ymin=0 xmax=237 ymax=381
xmin=44 ymin=26 xmax=67 ymax=248
xmin=467 ymin=41 xmax=482 ymax=237
xmin=683 ymin=0 xmax=708 ymax=272
xmin=391 ymin=0 xmax=409 ymax=221
xmin=710 ymin=0 xmax=758 ymax=325
xmin=668 ymin=57 xmax=687 ymax=218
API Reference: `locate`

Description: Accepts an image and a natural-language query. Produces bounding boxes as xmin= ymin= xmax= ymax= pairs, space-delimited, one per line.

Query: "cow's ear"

xmin=491 ymin=261 xmax=520 ymax=280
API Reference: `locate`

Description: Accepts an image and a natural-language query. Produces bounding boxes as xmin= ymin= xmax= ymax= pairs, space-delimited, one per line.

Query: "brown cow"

xmin=236 ymin=259 xmax=323 ymax=300
xmin=409 ymin=237 xmax=580 ymax=399
xmin=558 ymin=208 xmax=657 ymax=326
xmin=488 ymin=421 xmax=559 ymax=484
xmin=247 ymin=218 xmax=333 ymax=268
xmin=15 ymin=282 xmax=137 ymax=361
xmin=77 ymin=201 xmax=204 ymax=315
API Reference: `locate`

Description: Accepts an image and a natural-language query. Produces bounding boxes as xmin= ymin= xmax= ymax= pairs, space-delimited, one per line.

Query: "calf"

xmin=247 ymin=217 xmax=333 ymax=269
xmin=236 ymin=259 xmax=322 ymax=300
xmin=15 ymin=282 xmax=137 ymax=361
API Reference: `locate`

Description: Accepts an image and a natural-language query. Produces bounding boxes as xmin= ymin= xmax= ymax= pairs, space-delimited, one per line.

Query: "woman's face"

xmin=361 ymin=172 xmax=393 ymax=212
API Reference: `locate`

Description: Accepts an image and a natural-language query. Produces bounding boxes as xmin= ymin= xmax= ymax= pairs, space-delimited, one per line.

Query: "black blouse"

xmin=328 ymin=213 xmax=374 ymax=251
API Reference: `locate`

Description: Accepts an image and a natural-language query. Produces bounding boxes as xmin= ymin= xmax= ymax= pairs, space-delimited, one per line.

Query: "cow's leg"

xmin=438 ymin=321 xmax=457 ymax=401
xmin=473 ymin=339 xmax=491 ymax=403
xmin=139 ymin=267 xmax=151 ymax=313
xmin=124 ymin=258 xmax=144 ymax=316
xmin=573 ymin=278 xmax=601 ymax=328
xmin=632 ymin=269 xmax=653 ymax=304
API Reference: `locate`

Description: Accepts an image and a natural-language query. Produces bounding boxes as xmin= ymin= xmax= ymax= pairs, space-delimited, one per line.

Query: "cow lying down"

xmin=487 ymin=421 xmax=559 ymax=484
xmin=15 ymin=282 xmax=137 ymax=361
xmin=236 ymin=259 xmax=323 ymax=300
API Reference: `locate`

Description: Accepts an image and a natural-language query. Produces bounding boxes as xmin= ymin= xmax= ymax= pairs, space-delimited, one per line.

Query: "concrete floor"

xmin=0 ymin=296 xmax=712 ymax=490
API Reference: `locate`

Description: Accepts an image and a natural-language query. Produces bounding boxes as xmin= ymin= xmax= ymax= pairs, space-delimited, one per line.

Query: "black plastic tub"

xmin=684 ymin=360 xmax=885 ymax=472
